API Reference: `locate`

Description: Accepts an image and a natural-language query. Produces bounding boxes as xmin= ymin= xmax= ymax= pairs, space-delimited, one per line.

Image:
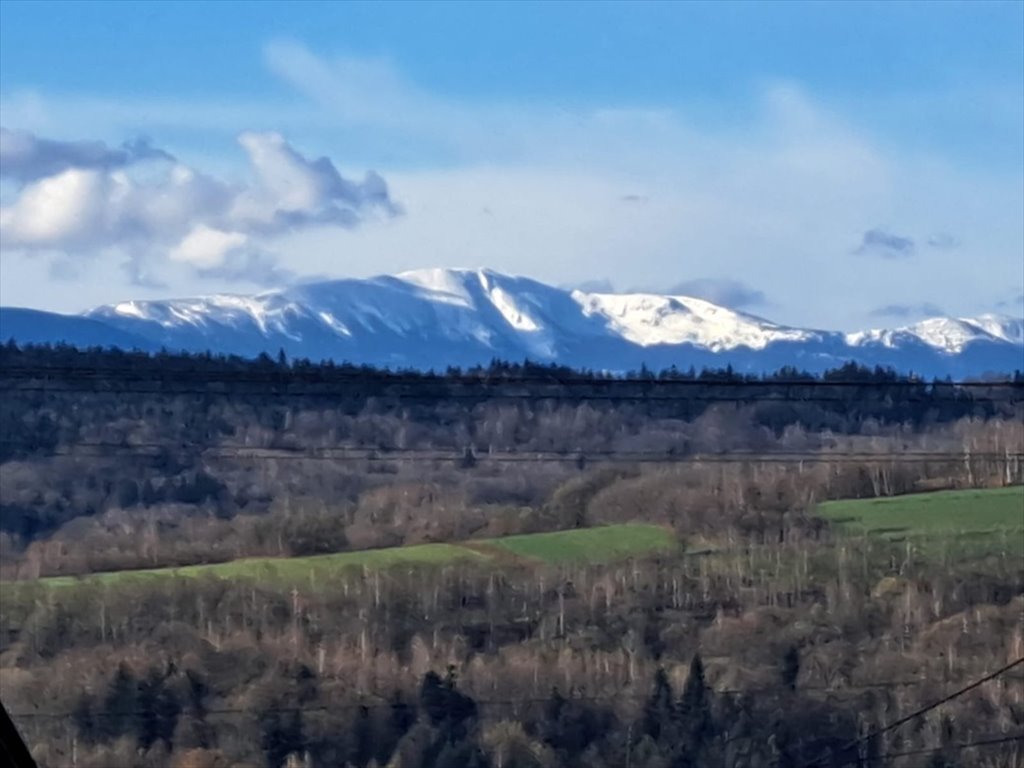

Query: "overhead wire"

xmin=2 ymin=391 xmax=1015 ymax=409
xmin=859 ymin=733 xmax=1023 ymax=762
xmin=802 ymin=656 xmax=1024 ymax=767
xmin=2 ymin=365 xmax=1019 ymax=386
xmin=3 ymin=441 xmax=1022 ymax=465
xmin=7 ymin=679 xmax=1018 ymax=720
xmin=2 ymin=366 xmax=1021 ymax=403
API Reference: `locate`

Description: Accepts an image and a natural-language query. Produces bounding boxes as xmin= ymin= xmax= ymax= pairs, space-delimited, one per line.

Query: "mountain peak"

xmin=3 ymin=268 xmax=1020 ymax=376
xmin=395 ymin=266 xmax=492 ymax=300
xmin=846 ymin=313 xmax=1023 ymax=354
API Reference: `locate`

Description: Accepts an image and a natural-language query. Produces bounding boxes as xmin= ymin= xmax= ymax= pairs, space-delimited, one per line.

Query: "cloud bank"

xmin=0 ymin=127 xmax=174 ymax=182
xmin=0 ymin=128 xmax=399 ymax=286
xmin=869 ymin=302 xmax=946 ymax=319
xmin=852 ymin=228 xmax=916 ymax=259
xmin=666 ymin=278 xmax=768 ymax=310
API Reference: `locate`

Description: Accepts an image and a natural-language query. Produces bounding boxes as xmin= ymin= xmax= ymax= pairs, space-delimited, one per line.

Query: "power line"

xmin=2 ymin=367 xmax=1020 ymax=401
xmin=6 ymin=442 xmax=1014 ymax=458
xmin=4 ymin=442 xmax=1022 ymax=465
xmin=803 ymin=656 xmax=1024 ymax=767
xmin=862 ymin=733 xmax=1023 ymax=762
xmin=10 ymin=706 xmax=1022 ymax=768
xmin=0 ymin=687 xmax=886 ymax=721
xmin=6 ymin=389 xmax=1021 ymax=409
xmin=3 ymin=365 xmax=1019 ymax=387
xmin=4 ymin=384 xmax=1020 ymax=405
xmin=12 ymin=674 xmax=1024 ymax=721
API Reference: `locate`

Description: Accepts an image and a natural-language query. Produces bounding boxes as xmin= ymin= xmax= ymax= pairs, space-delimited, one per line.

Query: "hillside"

xmin=2 ymin=345 xmax=1023 ymax=768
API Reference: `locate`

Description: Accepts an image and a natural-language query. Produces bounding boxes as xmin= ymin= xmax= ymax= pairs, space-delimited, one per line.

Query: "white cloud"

xmin=0 ymin=168 xmax=108 ymax=245
xmin=230 ymin=131 xmax=398 ymax=232
xmin=1 ymin=156 xmax=232 ymax=253
xmin=169 ymin=225 xmax=248 ymax=268
xmin=0 ymin=129 xmax=399 ymax=283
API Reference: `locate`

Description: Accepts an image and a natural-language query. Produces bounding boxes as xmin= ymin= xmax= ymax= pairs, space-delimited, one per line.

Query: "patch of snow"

xmin=167 ymin=305 xmax=208 ymax=328
xmin=113 ymin=302 xmax=148 ymax=319
xmin=844 ymin=329 xmax=890 ymax=348
xmin=847 ymin=315 xmax=1017 ymax=354
xmin=317 ymin=311 xmax=352 ymax=337
xmin=396 ymin=267 xmax=477 ymax=308
xmin=961 ymin=313 xmax=1024 ymax=345
xmin=488 ymin=286 xmax=541 ymax=332
xmin=573 ymin=290 xmax=813 ymax=350
xmin=909 ymin=318 xmax=988 ymax=353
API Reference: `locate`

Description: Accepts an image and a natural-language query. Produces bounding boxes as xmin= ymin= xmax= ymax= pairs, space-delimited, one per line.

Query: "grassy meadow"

xmin=816 ymin=486 xmax=1024 ymax=559
xmin=30 ymin=523 xmax=680 ymax=590
xmin=18 ymin=488 xmax=1023 ymax=592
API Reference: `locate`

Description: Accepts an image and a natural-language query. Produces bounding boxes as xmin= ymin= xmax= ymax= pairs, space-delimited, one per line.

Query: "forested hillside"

xmin=1 ymin=344 xmax=1022 ymax=768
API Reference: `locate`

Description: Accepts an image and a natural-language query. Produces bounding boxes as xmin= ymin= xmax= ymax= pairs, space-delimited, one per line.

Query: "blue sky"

xmin=1 ymin=0 xmax=1022 ymax=329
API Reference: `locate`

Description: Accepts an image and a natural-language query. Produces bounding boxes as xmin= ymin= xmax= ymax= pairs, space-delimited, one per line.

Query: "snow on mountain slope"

xmin=108 ymin=294 xmax=298 ymax=336
xmin=966 ymin=313 xmax=1024 ymax=346
xmin=574 ymin=291 xmax=822 ymax=350
xmin=6 ymin=267 xmax=1020 ymax=375
xmin=846 ymin=314 xmax=1024 ymax=354
xmin=275 ymin=269 xmax=569 ymax=360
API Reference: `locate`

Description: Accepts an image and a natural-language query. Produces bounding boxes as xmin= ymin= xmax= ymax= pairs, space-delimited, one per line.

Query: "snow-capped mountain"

xmin=2 ymin=268 xmax=1021 ymax=376
xmin=845 ymin=315 xmax=1024 ymax=354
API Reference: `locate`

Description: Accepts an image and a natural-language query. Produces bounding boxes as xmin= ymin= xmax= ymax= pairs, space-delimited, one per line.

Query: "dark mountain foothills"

xmin=1 ymin=344 xmax=1023 ymax=768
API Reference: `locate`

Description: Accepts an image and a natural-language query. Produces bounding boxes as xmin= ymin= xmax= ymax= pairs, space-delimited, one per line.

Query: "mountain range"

xmin=1 ymin=268 xmax=1021 ymax=376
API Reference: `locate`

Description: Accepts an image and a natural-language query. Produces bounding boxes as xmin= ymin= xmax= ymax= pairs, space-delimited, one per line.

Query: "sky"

xmin=0 ymin=0 xmax=1022 ymax=331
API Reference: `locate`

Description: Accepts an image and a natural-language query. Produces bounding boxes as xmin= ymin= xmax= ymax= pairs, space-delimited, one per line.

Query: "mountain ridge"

xmin=2 ymin=267 xmax=1021 ymax=376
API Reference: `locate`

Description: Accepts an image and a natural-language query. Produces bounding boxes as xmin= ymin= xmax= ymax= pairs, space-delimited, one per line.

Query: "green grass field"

xmin=33 ymin=523 xmax=679 ymax=590
xmin=24 ymin=489 xmax=1020 ymax=591
xmin=816 ymin=486 xmax=1024 ymax=558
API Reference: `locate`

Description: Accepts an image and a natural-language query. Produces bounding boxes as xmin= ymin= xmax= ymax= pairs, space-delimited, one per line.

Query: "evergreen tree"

xmin=675 ymin=655 xmax=716 ymax=767
xmin=419 ymin=667 xmax=477 ymax=739
xmin=459 ymin=447 xmax=477 ymax=469
xmin=99 ymin=663 xmax=139 ymax=742
xmin=136 ymin=669 xmax=181 ymax=749
xmin=642 ymin=668 xmax=675 ymax=741
xmin=72 ymin=693 xmax=96 ymax=744
xmin=260 ymin=708 xmax=304 ymax=768
xmin=434 ymin=740 xmax=486 ymax=768
xmin=781 ymin=646 xmax=801 ymax=691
